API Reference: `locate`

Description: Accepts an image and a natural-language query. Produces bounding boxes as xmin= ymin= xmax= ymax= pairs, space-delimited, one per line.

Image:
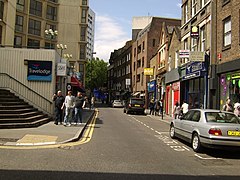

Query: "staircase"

xmin=0 ymin=89 xmax=52 ymax=129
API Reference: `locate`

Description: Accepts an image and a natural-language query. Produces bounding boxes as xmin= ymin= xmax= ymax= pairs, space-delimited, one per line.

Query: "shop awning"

xmin=71 ymin=76 xmax=85 ymax=92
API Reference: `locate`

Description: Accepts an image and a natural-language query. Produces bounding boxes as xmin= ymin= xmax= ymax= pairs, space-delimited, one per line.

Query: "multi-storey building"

xmin=0 ymin=0 xmax=90 ymax=94
xmin=180 ymin=0 xmax=212 ymax=109
xmin=211 ymin=0 xmax=240 ymax=110
xmin=132 ymin=17 xmax=181 ymax=107
xmin=108 ymin=40 xmax=132 ymax=102
xmin=86 ymin=8 xmax=95 ymax=60
xmin=163 ymin=25 xmax=181 ymax=116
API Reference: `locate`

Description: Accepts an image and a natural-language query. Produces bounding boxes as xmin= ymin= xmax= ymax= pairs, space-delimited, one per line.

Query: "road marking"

xmin=0 ymin=111 xmax=98 ymax=150
xmin=195 ymin=154 xmax=222 ymax=160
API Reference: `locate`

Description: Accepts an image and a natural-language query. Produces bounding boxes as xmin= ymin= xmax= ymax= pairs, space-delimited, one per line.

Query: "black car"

xmin=123 ymin=98 xmax=145 ymax=115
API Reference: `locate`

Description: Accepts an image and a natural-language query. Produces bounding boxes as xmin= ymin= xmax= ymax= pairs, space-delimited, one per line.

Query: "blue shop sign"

xmin=27 ymin=60 xmax=52 ymax=81
xmin=148 ymin=80 xmax=156 ymax=92
xmin=182 ymin=62 xmax=206 ymax=80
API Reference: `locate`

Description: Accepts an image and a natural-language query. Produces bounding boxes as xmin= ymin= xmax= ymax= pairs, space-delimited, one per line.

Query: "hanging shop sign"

xmin=144 ymin=68 xmax=154 ymax=75
xmin=27 ymin=60 xmax=52 ymax=81
xmin=191 ymin=26 xmax=199 ymax=38
xmin=148 ymin=80 xmax=156 ymax=92
xmin=57 ymin=63 xmax=67 ymax=76
xmin=189 ymin=51 xmax=205 ymax=62
xmin=179 ymin=50 xmax=190 ymax=58
xmin=182 ymin=62 xmax=206 ymax=80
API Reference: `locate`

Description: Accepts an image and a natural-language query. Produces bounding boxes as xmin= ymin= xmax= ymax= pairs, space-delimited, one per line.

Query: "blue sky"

xmin=90 ymin=0 xmax=182 ymax=62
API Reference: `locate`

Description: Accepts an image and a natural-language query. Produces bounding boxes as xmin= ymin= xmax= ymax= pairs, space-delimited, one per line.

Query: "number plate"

xmin=135 ymin=104 xmax=140 ymax=107
xmin=228 ymin=131 xmax=240 ymax=136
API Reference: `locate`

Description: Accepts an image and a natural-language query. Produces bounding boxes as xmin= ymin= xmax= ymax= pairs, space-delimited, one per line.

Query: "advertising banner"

xmin=57 ymin=63 xmax=67 ymax=76
xmin=27 ymin=60 xmax=52 ymax=81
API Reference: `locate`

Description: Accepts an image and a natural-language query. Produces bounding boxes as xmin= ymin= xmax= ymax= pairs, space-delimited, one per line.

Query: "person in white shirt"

xmin=61 ymin=91 xmax=75 ymax=126
xmin=181 ymin=100 xmax=189 ymax=115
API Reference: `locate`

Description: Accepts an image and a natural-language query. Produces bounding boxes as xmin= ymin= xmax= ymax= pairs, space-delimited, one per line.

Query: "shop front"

xmin=148 ymin=80 xmax=156 ymax=102
xmin=182 ymin=62 xmax=207 ymax=109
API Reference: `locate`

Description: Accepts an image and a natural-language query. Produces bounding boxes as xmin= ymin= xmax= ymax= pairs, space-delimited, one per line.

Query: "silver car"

xmin=169 ymin=109 xmax=240 ymax=152
xmin=112 ymin=100 xmax=123 ymax=108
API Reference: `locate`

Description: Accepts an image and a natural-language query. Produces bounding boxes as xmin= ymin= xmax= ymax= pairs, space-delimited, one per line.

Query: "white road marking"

xmin=195 ymin=154 xmax=222 ymax=160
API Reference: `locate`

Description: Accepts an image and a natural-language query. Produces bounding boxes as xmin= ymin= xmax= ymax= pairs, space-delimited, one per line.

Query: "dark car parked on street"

xmin=123 ymin=98 xmax=145 ymax=115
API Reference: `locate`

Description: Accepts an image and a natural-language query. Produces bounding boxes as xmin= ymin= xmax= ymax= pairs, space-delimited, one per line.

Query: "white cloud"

xmin=94 ymin=15 xmax=130 ymax=62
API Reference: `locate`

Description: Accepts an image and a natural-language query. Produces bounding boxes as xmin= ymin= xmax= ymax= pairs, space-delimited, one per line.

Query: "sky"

xmin=90 ymin=0 xmax=182 ymax=62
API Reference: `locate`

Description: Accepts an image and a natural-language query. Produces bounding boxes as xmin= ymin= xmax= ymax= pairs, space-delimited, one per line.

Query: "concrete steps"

xmin=0 ymin=89 xmax=52 ymax=129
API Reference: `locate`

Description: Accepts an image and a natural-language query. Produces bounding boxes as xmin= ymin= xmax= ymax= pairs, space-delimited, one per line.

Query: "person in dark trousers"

xmin=149 ymin=99 xmax=155 ymax=115
xmin=52 ymin=90 xmax=65 ymax=125
xmin=74 ymin=92 xmax=86 ymax=125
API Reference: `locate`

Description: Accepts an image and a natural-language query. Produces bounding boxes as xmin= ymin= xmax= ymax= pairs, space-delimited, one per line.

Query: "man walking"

xmin=74 ymin=92 xmax=85 ymax=125
xmin=62 ymin=91 xmax=75 ymax=126
xmin=52 ymin=90 xmax=65 ymax=125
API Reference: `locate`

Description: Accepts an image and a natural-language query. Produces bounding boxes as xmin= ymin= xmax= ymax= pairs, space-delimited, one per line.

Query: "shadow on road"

xmin=0 ymin=169 xmax=239 ymax=180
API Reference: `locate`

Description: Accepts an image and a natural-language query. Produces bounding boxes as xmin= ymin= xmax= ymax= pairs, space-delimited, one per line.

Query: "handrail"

xmin=0 ymin=73 xmax=52 ymax=104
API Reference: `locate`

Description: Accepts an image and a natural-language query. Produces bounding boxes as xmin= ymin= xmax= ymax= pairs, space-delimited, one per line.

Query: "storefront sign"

xmin=148 ymin=80 xmax=156 ymax=92
xmin=57 ymin=63 xmax=67 ymax=76
xmin=144 ymin=68 xmax=154 ymax=75
xmin=179 ymin=50 xmax=190 ymax=58
xmin=172 ymin=82 xmax=180 ymax=91
xmin=182 ymin=62 xmax=206 ymax=80
xmin=191 ymin=26 xmax=199 ymax=38
xmin=189 ymin=51 xmax=204 ymax=62
xmin=27 ymin=61 xmax=52 ymax=81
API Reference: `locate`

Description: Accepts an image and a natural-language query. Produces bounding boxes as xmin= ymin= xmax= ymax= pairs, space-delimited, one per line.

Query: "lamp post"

xmin=57 ymin=44 xmax=67 ymax=62
xmin=45 ymin=29 xmax=58 ymax=49
xmin=90 ymin=52 xmax=96 ymax=98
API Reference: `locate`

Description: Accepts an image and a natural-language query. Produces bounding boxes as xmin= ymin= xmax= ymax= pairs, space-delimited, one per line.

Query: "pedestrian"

xmin=91 ymin=96 xmax=95 ymax=109
xmin=52 ymin=90 xmax=65 ymax=125
xmin=173 ymin=101 xmax=181 ymax=119
xmin=74 ymin=92 xmax=86 ymax=125
xmin=234 ymin=102 xmax=240 ymax=117
xmin=62 ymin=91 xmax=75 ymax=126
xmin=222 ymin=97 xmax=233 ymax=112
xmin=154 ymin=99 xmax=160 ymax=116
xmin=181 ymin=100 xmax=189 ymax=115
xmin=149 ymin=99 xmax=154 ymax=115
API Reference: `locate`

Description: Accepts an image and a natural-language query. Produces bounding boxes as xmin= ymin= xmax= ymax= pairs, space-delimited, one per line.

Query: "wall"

xmin=0 ymin=48 xmax=57 ymax=115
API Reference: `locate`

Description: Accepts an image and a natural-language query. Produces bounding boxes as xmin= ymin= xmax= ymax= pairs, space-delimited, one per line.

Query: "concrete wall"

xmin=0 ymin=48 xmax=58 ymax=115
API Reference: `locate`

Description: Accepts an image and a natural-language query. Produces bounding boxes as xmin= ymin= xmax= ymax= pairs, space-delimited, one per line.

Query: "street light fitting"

xmin=57 ymin=44 xmax=67 ymax=50
xmin=63 ymin=54 xmax=73 ymax=59
xmin=45 ymin=29 xmax=58 ymax=36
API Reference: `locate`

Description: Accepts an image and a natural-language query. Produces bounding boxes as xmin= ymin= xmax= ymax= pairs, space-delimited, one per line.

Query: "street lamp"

xmin=45 ymin=29 xmax=58 ymax=49
xmin=57 ymin=44 xmax=67 ymax=62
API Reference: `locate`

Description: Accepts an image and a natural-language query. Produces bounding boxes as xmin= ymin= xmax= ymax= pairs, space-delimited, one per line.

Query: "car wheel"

xmin=169 ymin=124 xmax=176 ymax=139
xmin=192 ymin=133 xmax=202 ymax=152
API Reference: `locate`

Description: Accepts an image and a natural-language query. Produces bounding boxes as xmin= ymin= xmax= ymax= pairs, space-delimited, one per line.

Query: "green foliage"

xmin=85 ymin=57 xmax=108 ymax=91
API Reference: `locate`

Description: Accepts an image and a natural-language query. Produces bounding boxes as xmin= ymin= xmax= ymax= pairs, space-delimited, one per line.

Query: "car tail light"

xmin=209 ymin=128 xmax=222 ymax=136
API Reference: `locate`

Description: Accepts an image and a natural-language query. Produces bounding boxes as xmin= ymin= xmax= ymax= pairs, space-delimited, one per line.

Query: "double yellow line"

xmin=0 ymin=110 xmax=98 ymax=150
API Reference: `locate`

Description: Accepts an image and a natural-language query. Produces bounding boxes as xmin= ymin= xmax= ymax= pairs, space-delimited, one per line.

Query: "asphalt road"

xmin=0 ymin=105 xmax=240 ymax=180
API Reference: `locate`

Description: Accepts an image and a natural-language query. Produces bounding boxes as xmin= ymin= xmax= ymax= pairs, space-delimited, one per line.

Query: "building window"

xmin=27 ymin=38 xmax=40 ymax=49
xmin=17 ymin=0 xmax=24 ymax=12
xmin=183 ymin=2 xmax=188 ymax=24
xmin=137 ymin=59 xmax=141 ymax=68
xmin=192 ymin=0 xmax=197 ymax=17
xmin=141 ymin=72 xmax=144 ymax=86
xmin=82 ymin=0 xmax=87 ymax=5
xmin=191 ymin=38 xmax=198 ymax=51
xmin=81 ymin=9 xmax=87 ymax=23
xmin=175 ymin=51 xmax=179 ymax=69
xmin=15 ymin=15 xmax=23 ymax=32
xmin=137 ymin=44 xmax=141 ymax=54
xmin=182 ymin=38 xmax=189 ymax=64
xmin=28 ymin=19 xmax=41 ymax=36
xmin=14 ymin=36 xmax=22 ymax=48
xmin=142 ymin=57 xmax=144 ymax=67
xmin=137 ymin=74 xmax=140 ymax=82
xmin=223 ymin=17 xmax=231 ymax=47
xmin=201 ymin=0 xmax=208 ymax=8
xmin=142 ymin=41 xmax=145 ymax=51
xmin=81 ymin=27 xmax=86 ymax=41
xmin=168 ymin=56 xmax=171 ymax=72
xmin=46 ymin=5 xmax=57 ymax=21
xmin=30 ymin=0 xmax=42 ymax=17
xmin=80 ymin=44 xmax=86 ymax=59
xmin=200 ymin=26 xmax=206 ymax=51
xmin=153 ymin=39 xmax=156 ymax=47
xmin=0 ymin=2 xmax=3 ymax=20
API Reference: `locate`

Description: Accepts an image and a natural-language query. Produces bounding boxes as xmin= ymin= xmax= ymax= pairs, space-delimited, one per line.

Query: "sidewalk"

xmin=0 ymin=109 xmax=95 ymax=146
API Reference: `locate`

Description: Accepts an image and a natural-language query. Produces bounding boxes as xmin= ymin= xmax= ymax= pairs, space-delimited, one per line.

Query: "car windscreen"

xmin=131 ymin=99 xmax=144 ymax=105
xmin=205 ymin=112 xmax=240 ymax=124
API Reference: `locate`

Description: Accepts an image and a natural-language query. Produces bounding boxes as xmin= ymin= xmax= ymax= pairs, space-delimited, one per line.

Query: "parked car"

xmin=169 ymin=109 xmax=240 ymax=152
xmin=112 ymin=100 xmax=123 ymax=108
xmin=123 ymin=98 xmax=145 ymax=115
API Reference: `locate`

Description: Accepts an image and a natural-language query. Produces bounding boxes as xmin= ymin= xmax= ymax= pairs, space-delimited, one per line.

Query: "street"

xmin=0 ymin=105 xmax=240 ymax=180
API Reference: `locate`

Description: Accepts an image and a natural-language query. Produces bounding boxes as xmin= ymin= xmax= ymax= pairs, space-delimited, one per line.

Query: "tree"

xmin=85 ymin=57 xmax=108 ymax=92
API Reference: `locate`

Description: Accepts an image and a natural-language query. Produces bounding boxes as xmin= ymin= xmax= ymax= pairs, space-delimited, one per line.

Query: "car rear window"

xmin=205 ymin=112 xmax=240 ymax=124
xmin=114 ymin=100 xmax=121 ymax=103
xmin=131 ymin=99 xmax=144 ymax=105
